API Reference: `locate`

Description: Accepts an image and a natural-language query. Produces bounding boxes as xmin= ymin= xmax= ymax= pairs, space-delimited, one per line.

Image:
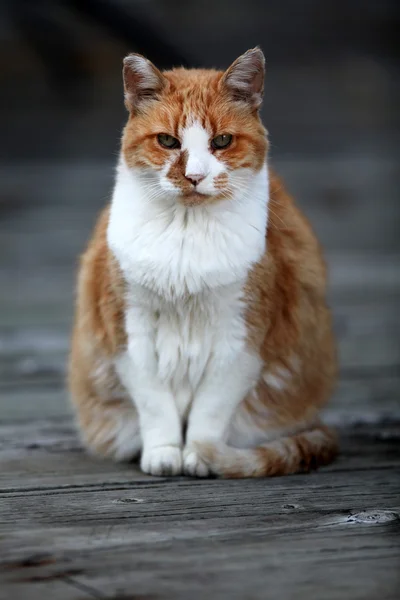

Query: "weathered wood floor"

xmin=0 ymin=418 xmax=399 ymax=600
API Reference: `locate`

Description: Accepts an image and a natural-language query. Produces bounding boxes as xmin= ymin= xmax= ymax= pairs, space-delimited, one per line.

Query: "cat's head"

xmin=121 ymin=48 xmax=268 ymax=206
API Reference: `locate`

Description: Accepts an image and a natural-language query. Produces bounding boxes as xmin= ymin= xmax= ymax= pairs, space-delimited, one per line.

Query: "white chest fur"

xmin=123 ymin=282 xmax=247 ymax=417
xmin=108 ymin=159 xmax=269 ymax=412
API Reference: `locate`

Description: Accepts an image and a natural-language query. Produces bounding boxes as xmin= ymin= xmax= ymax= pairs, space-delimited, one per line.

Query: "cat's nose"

xmin=185 ymin=173 xmax=206 ymax=186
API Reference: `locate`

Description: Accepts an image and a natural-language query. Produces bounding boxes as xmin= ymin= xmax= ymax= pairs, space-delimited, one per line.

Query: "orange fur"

xmin=68 ymin=49 xmax=337 ymax=477
xmin=245 ymin=172 xmax=337 ymax=428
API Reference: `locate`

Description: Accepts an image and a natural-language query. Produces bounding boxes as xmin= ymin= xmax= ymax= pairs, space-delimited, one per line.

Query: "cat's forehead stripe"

xmin=181 ymin=122 xmax=210 ymax=154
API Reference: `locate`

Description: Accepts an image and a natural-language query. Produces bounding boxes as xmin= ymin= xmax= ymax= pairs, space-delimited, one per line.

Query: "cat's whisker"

xmin=267 ymin=207 xmax=289 ymax=230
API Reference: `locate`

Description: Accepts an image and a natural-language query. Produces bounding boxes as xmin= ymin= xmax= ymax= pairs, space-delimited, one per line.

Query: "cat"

xmin=68 ymin=47 xmax=338 ymax=478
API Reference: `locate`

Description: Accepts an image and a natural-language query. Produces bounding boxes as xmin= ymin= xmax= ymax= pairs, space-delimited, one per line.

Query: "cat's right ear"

xmin=221 ymin=47 xmax=265 ymax=110
xmin=123 ymin=54 xmax=167 ymax=113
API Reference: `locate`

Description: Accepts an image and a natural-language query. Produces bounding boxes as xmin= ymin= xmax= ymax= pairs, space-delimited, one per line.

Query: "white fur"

xmin=109 ymin=159 xmax=268 ymax=298
xmin=263 ymin=372 xmax=287 ymax=391
xmin=108 ymin=156 xmax=269 ymax=475
xmin=263 ymin=363 xmax=294 ymax=391
xmin=181 ymin=122 xmax=225 ymax=190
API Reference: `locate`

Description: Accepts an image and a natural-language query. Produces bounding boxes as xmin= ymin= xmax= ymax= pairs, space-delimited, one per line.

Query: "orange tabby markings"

xmin=68 ymin=48 xmax=337 ymax=477
xmin=195 ymin=425 xmax=337 ymax=478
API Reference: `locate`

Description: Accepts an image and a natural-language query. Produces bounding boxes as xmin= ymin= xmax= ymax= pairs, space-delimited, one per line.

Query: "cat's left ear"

xmin=221 ymin=47 xmax=265 ymax=110
xmin=123 ymin=53 xmax=167 ymax=113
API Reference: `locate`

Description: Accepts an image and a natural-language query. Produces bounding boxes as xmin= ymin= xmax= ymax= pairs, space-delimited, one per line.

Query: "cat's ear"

xmin=123 ymin=54 xmax=167 ymax=112
xmin=221 ymin=47 xmax=265 ymax=110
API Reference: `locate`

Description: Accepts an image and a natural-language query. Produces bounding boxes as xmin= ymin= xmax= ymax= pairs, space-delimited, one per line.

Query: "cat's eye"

xmin=157 ymin=133 xmax=180 ymax=149
xmin=211 ymin=134 xmax=232 ymax=150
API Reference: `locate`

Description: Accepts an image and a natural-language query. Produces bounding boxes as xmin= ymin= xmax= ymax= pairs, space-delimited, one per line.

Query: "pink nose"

xmin=185 ymin=173 xmax=206 ymax=185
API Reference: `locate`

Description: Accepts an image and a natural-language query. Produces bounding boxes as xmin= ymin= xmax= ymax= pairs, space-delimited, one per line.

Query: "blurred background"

xmin=0 ymin=0 xmax=399 ymax=422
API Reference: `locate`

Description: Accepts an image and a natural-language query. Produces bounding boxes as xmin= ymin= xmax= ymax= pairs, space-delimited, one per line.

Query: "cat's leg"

xmin=116 ymin=307 xmax=183 ymax=476
xmin=183 ymin=351 xmax=261 ymax=476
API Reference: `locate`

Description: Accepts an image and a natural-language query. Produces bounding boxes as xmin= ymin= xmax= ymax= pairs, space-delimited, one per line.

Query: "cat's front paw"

xmin=183 ymin=445 xmax=211 ymax=478
xmin=141 ymin=445 xmax=182 ymax=476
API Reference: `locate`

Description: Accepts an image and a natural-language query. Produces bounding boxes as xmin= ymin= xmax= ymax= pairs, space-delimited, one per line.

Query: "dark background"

xmin=0 ymin=0 xmax=399 ymax=421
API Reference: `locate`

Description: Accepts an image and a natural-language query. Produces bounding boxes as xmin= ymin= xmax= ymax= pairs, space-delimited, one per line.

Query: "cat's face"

xmin=121 ymin=48 xmax=268 ymax=206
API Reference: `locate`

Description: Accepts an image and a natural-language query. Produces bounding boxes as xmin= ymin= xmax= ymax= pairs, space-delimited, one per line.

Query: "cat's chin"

xmin=179 ymin=191 xmax=224 ymax=207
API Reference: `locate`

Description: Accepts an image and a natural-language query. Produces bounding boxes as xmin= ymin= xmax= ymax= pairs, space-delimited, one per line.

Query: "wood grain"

xmin=0 ymin=419 xmax=399 ymax=599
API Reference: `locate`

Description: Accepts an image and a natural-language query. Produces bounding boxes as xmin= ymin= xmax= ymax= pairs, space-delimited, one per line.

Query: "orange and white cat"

xmin=69 ymin=48 xmax=337 ymax=478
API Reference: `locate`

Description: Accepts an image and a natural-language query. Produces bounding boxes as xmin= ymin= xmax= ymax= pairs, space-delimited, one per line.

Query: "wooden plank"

xmin=1 ymin=515 xmax=400 ymax=600
xmin=0 ymin=419 xmax=399 ymax=487
xmin=0 ymin=419 xmax=400 ymax=493
xmin=0 ymin=581 xmax=95 ymax=600
xmin=0 ymin=419 xmax=148 ymax=491
xmin=0 ymin=419 xmax=399 ymax=491
xmin=0 ymin=422 xmax=399 ymax=600
xmin=324 ymin=371 xmax=400 ymax=426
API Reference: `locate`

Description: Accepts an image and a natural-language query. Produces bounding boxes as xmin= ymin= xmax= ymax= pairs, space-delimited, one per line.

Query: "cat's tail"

xmin=195 ymin=424 xmax=338 ymax=478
